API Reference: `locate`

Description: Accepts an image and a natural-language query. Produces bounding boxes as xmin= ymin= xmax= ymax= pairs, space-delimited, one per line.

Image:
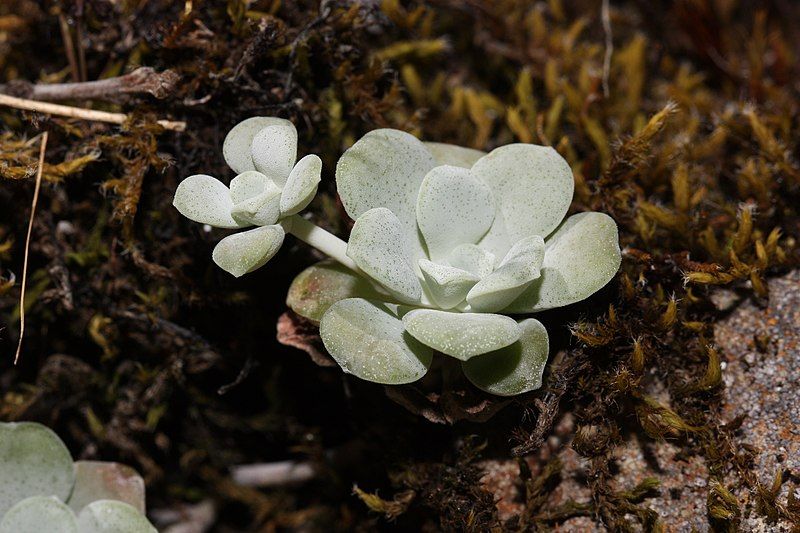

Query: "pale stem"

xmin=286 ymin=214 xmax=360 ymax=272
xmin=286 ymin=214 xmax=435 ymax=308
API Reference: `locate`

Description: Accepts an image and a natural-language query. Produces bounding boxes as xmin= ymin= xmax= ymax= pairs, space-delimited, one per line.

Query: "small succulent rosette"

xmin=288 ymin=130 xmax=621 ymax=396
xmin=0 ymin=421 xmax=155 ymax=532
xmin=173 ymin=117 xmax=322 ymax=277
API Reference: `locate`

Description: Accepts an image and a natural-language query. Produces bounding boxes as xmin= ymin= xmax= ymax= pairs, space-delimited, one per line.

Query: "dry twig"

xmin=2 ymin=67 xmax=180 ymax=102
xmin=14 ymin=132 xmax=48 ymax=365
xmin=0 ymin=94 xmax=186 ymax=131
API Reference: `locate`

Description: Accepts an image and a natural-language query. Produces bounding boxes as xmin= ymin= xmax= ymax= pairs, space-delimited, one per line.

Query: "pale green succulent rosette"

xmin=173 ymin=117 xmax=322 ymax=277
xmin=0 ymin=422 xmax=74 ymax=518
xmin=0 ymin=422 xmax=155 ymax=532
xmin=288 ymin=131 xmax=621 ymax=396
xmin=75 ymin=500 xmax=156 ymax=533
xmin=0 ymin=496 xmax=79 ymax=533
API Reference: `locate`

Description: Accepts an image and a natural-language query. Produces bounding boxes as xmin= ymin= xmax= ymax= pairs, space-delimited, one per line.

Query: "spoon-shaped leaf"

xmin=212 ymin=225 xmax=285 ymax=277
xmin=416 ymin=165 xmax=495 ymax=261
xmin=251 ymin=122 xmax=298 ymax=186
xmin=230 ymin=178 xmax=282 ymax=227
xmin=474 ymin=144 xmax=574 ymax=259
xmin=402 ymin=309 xmax=520 ymax=361
xmin=423 ymin=142 xmax=485 ymax=168
xmin=173 ymin=175 xmax=242 ymax=229
xmin=462 ymin=318 xmax=549 ymax=396
xmin=347 ymin=208 xmax=422 ymax=304
xmin=286 ymin=261 xmax=384 ymax=323
xmin=418 ymin=259 xmax=479 ymax=309
xmin=447 ymin=244 xmax=495 ymax=278
xmin=223 ymin=117 xmax=290 ymax=174
xmin=467 ymin=235 xmax=545 ymax=312
xmin=504 ymin=212 xmax=621 ymax=313
xmin=229 ymin=171 xmax=273 ymax=204
xmin=67 ymin=461 xmax=146 ymax=514
xmin=280 ymin=154 xmax=322 ymax=216
xmin=336 ymin=129 xmax=435 ymax=264
xmin=0 ymin=422 xmax=74 ymax=517
xmin=76 ymin=501 xmax=156 ymax=533
xmin=320 ymin=298 xmax=433 ymax=384
xmin=0 ymin=496 xmax=78 ymax=533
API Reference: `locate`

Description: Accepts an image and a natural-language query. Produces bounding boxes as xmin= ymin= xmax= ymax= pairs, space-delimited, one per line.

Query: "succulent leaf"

xmin=319 ymin=298 xmax=433 ymax=384
xmin=423 ymin=142 xmax=485 ymax=168
xmin=467 ymin=235 xmax=545 ymax=312
xmin=418 ymin=259 xmax=480 ymax=309
xmin=447 ymin=244 xmax=495 ymax=278
xmin=229 ymin=171 xmax=274 ymax=203
xmin=222 ymin=116 xmax=290 ymax=175
xmin=76 ymin=500 xmax=156 ymax=533
xmin=280 ymin=154 xmax=322 ymax=216
xmin=347 ymin=208 xmax=422 ymax=304
xmin=336 ymin=129 xmax=434 ymax=263
xmin=462 ymin=318 xmax=549 ymax=396
xmin=212 ymin=225 xmax=285 ymax=277
xmin=505 ymin=212 xmax=621 ymax=312
xmin=416 ymin=165 xmax=495 ymax=261
xmin=286 ymin=261 xmax=384 ymax=322
xmin=474 ymin=144 xmax=574 ymax=259
xmin=0 ymin=422 xmax=75 ymax=517
xmin=0 ymin=496 xmax=78 ymax=533
xmin=250 ymin=121 xmax=298 ymax=186
xmin=68 ymin=461 xmax=146 ymax=514
xmin=230 ymin=173 xmax=282 ymax=226
xmin=402 ymin=309 xmax=520 ymax=360
xmin=172 ymin=174 xmax=242 ymax=229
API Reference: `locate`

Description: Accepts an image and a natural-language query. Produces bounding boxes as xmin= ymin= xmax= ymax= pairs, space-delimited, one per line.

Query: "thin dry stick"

xmin=4 ymin=67 xmax=180 ymax=102
xmin=14 ymin=132 xmax=48 ymax=365
xmin=601 ymin=0 xmax=613 ymax=98
xmin=0 ymin=94 xmax=186 ymax=131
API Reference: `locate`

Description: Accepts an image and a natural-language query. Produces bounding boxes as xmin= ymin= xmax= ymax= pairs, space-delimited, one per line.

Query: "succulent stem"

xmin=286 ymin=214 xmax=360 ymax=272
xmin=286 ymin=214 xmax=436 ymax=308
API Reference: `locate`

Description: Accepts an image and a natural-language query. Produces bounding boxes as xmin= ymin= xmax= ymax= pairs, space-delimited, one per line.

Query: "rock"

xmin=715 ymin=270 xmax=800 ymax=532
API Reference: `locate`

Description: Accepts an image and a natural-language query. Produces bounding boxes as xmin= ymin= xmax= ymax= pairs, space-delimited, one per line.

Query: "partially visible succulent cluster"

xmin=175 ymin=118 xmax=621 ymax=396
xmin=0 ymin=422 xmax=155 ymax=533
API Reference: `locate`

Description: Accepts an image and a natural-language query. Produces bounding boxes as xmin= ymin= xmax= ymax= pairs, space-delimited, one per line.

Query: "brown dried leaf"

xmin=276 ymin=311 xmax=335 ymax=367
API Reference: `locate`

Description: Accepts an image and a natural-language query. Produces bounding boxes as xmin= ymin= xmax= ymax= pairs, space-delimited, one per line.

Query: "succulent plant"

xmin=173 ymin=117 xmax=323 ymax=277
xmin=174 ymin=118 xmax=621 ymax=396
xmin=0 ymin=422 xmax=155 ymax=532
